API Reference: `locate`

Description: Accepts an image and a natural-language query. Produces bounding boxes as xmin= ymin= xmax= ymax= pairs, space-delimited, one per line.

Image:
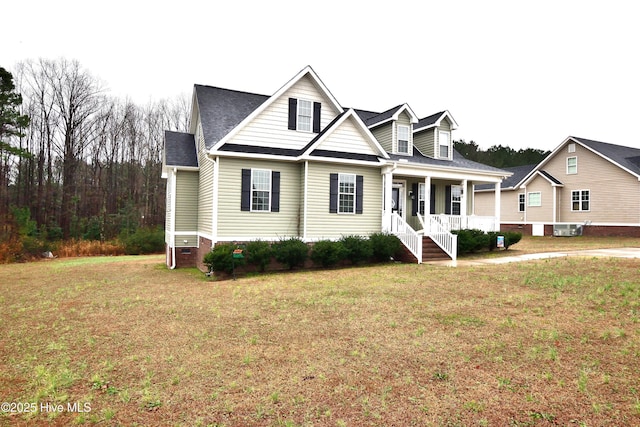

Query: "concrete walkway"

xmin=425 ymin=247 xmax=640 ymax=267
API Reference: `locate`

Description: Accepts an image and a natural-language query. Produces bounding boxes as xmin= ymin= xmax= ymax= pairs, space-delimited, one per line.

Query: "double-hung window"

xmin=297 ymin=99 xmax=312 ymax=132
xmin=571 ymin=190 xmax=590 ymax=211
xmin=439 ymin=130 xmax=450 ymax=158
xmin=418 ymin=183 xmax=426 ymax=215
xmin=451 ymin=185 xmax=462 ymax=215
xmin=567 ymin=157 xmax=577 ymax=174
xmin=397 ymin=125 xmax=410 ymax=154
xmin=338 ymin=174 xmax=356 ymax=214
xmin=251 ymin=169 xmax=271 ymax=212
xmin=518 ymin=193 xmax=525 ymax=212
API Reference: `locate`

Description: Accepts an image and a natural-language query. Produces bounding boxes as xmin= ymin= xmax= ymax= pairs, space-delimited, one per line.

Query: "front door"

xmin=392 ymin=183 xmax=404 ymax=218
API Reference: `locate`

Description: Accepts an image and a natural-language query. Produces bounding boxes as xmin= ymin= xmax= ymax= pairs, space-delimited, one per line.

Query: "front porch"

xmin=382 ymin=167 xmax=502 ymax=263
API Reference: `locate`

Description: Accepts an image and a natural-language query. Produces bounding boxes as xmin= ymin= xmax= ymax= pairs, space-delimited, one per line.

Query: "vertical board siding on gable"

xmin=414 ymin=129 xmax=435 ymax=157
xmin=175 ymin=171 xmax=199 ymax=231
xmin=217 ymin=158 xmax=302 ymax=239
xmin=196 ymin=123 xmax=214 ymax=236
xmin=546 ymin=143 xmax=640 ymax=223
xmin=305 ymin=162 xmax=382 ymax=239
xmin=230 ymin=75 xmax=339 ymax=151
xmin=372 ymin=125 xmax=393 ymax=153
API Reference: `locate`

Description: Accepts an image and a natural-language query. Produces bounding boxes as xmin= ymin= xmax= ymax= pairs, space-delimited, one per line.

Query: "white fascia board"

xmin=303 ymin=155 xmax=386 ymax=167
xmin=209 ymin=65 xmax=344 ymax=154
xmin=571 ymin=136 xmax=640 ymax=180
xmin=392 ymin=104 xmax=419 ymax=124
xmin=521 ymin=170 xmax=561 ymax=187
xmin=300 ymin=109 xmax=390 ymax=160
xmin=209 ymin=150 xmax=300 ymax=162
xmin=392 ymin=163 xmax=510 ymax=182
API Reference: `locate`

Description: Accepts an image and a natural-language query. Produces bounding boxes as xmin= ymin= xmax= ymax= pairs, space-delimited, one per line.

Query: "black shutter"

xmin=355 ymin=175 xmax=364 ymax=214
xmin=430 ymin=184 xmax=436 ymax=214
xmin=271 ymin=171 xmax=280 ymax=212
xmin=288 ymin=98 xmax=297 ymax=130
xmin=445 ymin=185 xmax=452 ymax=215
xmin=313 ymin=102 xmax=321 ymax=133
xmin=411 ymin=183 xmax=418 ymax=216
xmin=241 ymin=169 xmax=251 ymax=211
xmin=329 ymin=173 xmax=338 ymax=213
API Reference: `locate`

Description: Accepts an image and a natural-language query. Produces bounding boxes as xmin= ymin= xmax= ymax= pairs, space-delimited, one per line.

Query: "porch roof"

xmin=389 ymin=148 xmax=510 ymax=176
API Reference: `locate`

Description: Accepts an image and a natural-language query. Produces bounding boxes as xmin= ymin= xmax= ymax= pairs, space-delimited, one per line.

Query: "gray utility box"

xmin=553 ymin=224 xmax=583 ymax=237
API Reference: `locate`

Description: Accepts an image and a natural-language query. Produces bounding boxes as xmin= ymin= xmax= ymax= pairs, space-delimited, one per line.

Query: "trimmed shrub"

xmin=246 ymin=240 xmax=272 ymax=272
xmin=340 ymin=235 xmax=373 ymax=265
xmin=454 ymin=229 xmax=490 ymax=255
xmin=311 ymin=240 xmax=346 ymax=268
xmin=504 ymin=231 xmax=522 ymax=249
xmin=122 ymin=227 xmax=165 ymax=255
xmin=203 ymin=243 xmax=245 ymax=274
xmin=369 ymin=232 xmax=402 ymax=262
xmin=272 ymin=237 xmax=308 ymax=270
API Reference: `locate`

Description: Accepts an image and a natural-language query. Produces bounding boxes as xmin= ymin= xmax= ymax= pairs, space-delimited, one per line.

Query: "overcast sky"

xmin=4 ymin=0 xmax=639 ymax=151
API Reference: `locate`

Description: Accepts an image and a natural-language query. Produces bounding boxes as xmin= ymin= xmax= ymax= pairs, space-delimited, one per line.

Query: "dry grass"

xmin=54 ymin=239 xmax=124 ymax=258
xmin=1 ymin=237 xmax=640 ymax=426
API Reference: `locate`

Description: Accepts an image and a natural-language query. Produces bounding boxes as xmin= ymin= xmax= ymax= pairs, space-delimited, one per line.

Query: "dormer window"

xmin=397 ymin=125 xmax=410 ymax=154
xmin=288 ymin=98 xmax=321 ymax=133
xmin=439 ymin=130 xmax=451 ymax=158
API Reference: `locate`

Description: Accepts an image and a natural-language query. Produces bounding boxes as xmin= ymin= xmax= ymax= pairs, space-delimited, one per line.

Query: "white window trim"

xmin=567 ymin=156 xmax=577 ymax=174
xmin=396 ymin=124 xmax=410 ymax=155
xmin=438 ymin=130 xmax=451 ymax=159
xmin=571 ymin=189 xmax=590 ymax=212
xmin=418 ymin=182 xmax=426 ymax=215
xmin=528 ymin=191 xmax=542 ymax=207
xmin=250 ymin=168 xmax=271 ymax=212
xmin=451 ymin=184 xmax=462 ymax=215
xmin=297 ymin=98 xmax=313 ymax=133
xmin=518 ymin=193 xmax=525 ymax=212
xmin=338 ymin=173 xmax=356 ymax=214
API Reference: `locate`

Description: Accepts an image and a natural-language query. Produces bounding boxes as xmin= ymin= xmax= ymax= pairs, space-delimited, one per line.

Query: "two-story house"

xmin=474 ymin=136 xmax=640 ymax=236
xmin=163 ymin=66 xmax=509 ymax=269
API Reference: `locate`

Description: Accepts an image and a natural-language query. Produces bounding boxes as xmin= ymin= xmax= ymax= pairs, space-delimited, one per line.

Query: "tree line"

xmin=1 ymin=58 xmax=188 ymax=243
xmin=454 ymin=140 xmax=550 ymax=168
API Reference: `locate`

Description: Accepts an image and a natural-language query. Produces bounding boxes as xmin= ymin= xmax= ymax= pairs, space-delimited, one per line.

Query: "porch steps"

xmin=421 ymin=236 xmax=450 ymax=261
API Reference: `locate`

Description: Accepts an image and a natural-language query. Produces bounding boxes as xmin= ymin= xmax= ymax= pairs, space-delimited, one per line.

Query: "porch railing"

xmin=391 ymin=213 xmax=422 ymax=263
xmin=426 ymin=214 xmax=497 ymax=233
xmin=428 ymin=215 xmax=458 ymax=261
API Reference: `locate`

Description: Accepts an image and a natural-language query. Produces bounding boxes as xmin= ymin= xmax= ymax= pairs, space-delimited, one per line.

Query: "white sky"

xmin=3 ymin=0 xmax=639 ymax=151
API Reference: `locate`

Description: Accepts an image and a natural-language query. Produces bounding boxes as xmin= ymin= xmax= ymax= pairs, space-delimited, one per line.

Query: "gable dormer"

xmin=413 ymin=111 xmax=458 ymax=160
xmin=358 ymin=104 xmax=418 ymax=156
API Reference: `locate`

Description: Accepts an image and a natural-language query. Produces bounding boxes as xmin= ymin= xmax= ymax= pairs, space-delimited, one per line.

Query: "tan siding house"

xmin=474 ymin=136 xmax=640 ymax=236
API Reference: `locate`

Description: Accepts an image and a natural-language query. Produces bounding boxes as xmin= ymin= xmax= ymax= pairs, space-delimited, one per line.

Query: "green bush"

xmin=310 ymin=240 xmax=346 ymax=268
xmin=503 ymin=231 xmax=522 ymax=249
xmin=340 ymin=235 xmax=373 ymax=265
xmin=369 ymin=232 xmax=402 ymax=262
xmin=203 ymin=243 xmax=245 ymax=274
xmin=454 ymin=229 xmax=490 ymax=255
xmin=272 ymin=237 xmax=308 ymax=270
xmin=122 ymin=227 xmax=165 ymax=255
xmin=246 ymin=240 xmax=272 ymax=272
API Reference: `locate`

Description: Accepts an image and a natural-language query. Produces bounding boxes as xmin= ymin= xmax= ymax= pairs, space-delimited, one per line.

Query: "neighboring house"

xmin=162 ymin=66 xmax=509 ymax=269
xmin=475 ymin=136 xmax=640 ymax=236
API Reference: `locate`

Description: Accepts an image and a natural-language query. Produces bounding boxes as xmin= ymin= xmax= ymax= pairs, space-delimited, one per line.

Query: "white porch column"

xmin=494 ymin=182 xmax=501 ymax=232
xmin=383 ymin=171 xmax=393 ymax=232
xmin=425 ymin=176 xmax=431 ymax=233
xmin=461 ymin=179 xmax=468 ymax=227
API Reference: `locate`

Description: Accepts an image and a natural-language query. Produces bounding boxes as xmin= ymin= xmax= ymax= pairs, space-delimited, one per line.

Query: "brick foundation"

xmin=500 ymin=223 xmax=640 ymax=237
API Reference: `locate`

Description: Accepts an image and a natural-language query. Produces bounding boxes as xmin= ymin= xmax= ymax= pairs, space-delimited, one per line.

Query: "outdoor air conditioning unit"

xmin=553 ymin=224 xmax=583 ymax=237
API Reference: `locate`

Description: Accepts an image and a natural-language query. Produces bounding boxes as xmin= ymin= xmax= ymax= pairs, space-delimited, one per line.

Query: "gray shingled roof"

xmin=389 ymin=148 xmax=509 ymax=175
xmin=572 ymin=136 xmax=640 ymax=176
xmin=538 ymin=170 xmax=563 ymax=185
xmin=164 ymin=131 xmax=198 ymax=167
xmin=353 ymin=105 xmax=404 ymax=128
xmin=415 ymin=111 xmax=446 ymax=131
xmin=195 ymin=85 xmax=269 ymax=150
xmin=475 ymin=164 xmax=536 ymax=190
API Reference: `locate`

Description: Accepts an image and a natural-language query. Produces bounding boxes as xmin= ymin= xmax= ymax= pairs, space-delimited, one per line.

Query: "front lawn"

xmin=1 ymin=246 xmax=639 ymax=425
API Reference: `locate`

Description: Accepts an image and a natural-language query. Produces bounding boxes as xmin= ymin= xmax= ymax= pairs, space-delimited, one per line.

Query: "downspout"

xmin=169 ymin=167 xmax=178 ymax=269
xmin=303 ymin=161 xmax=308 ymax=241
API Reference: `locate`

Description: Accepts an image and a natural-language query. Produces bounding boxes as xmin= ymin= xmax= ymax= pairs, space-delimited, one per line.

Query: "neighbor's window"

xmin=439 ymin=130 xmax=450 ymax=158
xmin=528 ymin=191 xmax=541 ymax=207
xmin=297 ymin=99 xmax=312 ymax=132
xmin=397 ymin=125 xmax=410 ymax=154
xmin=567 ymin=156 xmax=577 ymax=174
xmin=418 ymin=183 xmax=426 ymax=215
xmin=572 ymin=190 xmax=590 ymax=211
xmin=518 ymin=193 xmax=525 ymax=212
xmin=338 ymin=173 xmax=356 ymax=214
xmin=251 ymin=169 xmax=271 ymax=211
xmin=451 ymin=185 xmax=462 ymax=215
